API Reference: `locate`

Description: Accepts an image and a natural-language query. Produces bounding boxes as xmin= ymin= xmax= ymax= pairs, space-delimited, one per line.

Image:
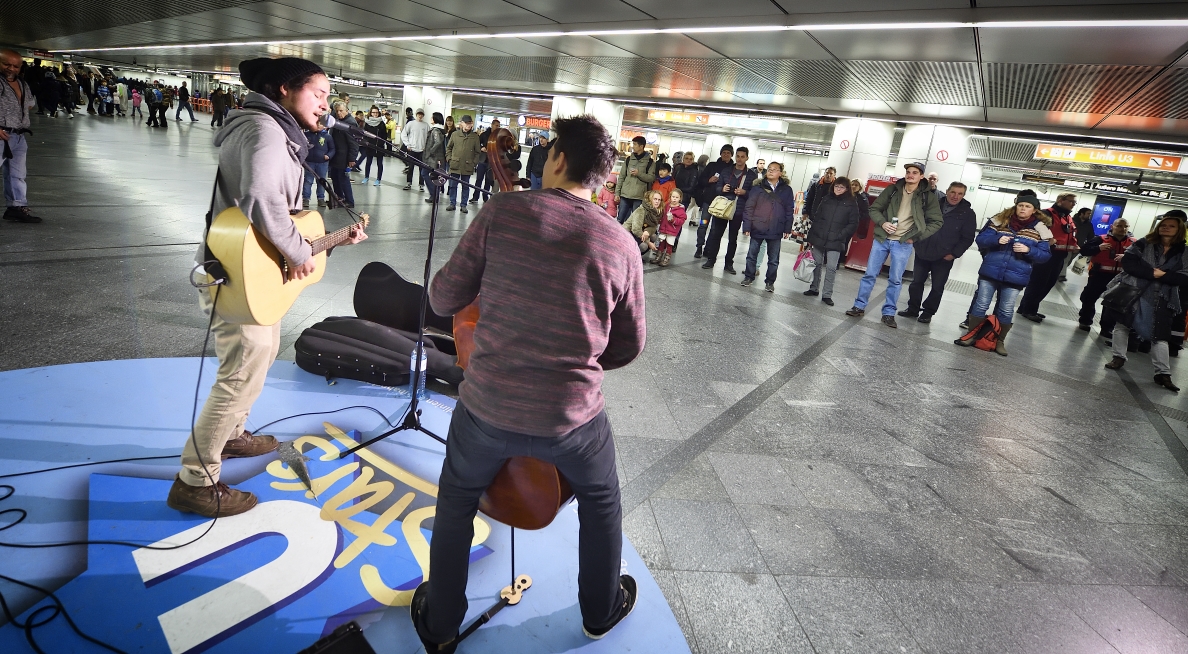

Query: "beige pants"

xmin=179 ymin=286 xmax=281 ymax=487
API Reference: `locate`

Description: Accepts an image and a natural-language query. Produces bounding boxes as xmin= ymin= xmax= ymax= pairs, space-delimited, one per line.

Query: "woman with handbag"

xmin=955 ymin=193 xmax=1052 ymax=355
xmin=803 ymin=176 xmax=859 ymax=306
xmin=1103 ymin=210 xmax=1188 ymax=392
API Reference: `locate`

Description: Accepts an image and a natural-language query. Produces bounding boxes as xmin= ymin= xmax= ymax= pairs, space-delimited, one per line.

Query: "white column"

xmin=401 ymin=86 xmax=424 ymax=122
xmin=583 ymin=98 xmax=623 ymax=142
xmin=828 ymin=118 xmax=895 ymax=185
xmin=895 ymin=124 xmax=972 ymax=190
xmin=960 ymin=162 xmax=984 ymax=207
xmin=420 ymin=86 xmax=452 ymax=122
xmin=551 ymin=96 xmax=586 ymax=123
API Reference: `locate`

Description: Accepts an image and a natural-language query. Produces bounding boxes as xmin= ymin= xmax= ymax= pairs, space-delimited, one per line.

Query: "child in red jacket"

xmin=654 ymin=189 xmax=687 ymax=266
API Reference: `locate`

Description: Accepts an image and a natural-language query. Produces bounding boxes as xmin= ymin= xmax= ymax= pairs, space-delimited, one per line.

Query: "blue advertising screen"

xmin=1091 ymin=195 xmax=1127 ymax=236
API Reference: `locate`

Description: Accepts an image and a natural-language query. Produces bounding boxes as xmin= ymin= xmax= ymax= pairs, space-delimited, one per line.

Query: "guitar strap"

xmin=202 ymin=169 xmax=228 ymax=283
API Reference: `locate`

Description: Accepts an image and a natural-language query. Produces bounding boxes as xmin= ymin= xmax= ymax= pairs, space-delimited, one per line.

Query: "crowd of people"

xmin=599 ymin=135 xmax=1188 ymax=390
xmin=3 ymin=54 xmax=1186 ymax=392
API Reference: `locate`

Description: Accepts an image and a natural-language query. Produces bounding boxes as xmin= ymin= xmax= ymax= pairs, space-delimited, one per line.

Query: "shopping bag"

xmin=792 ymin=247 xmax=816 ymax=283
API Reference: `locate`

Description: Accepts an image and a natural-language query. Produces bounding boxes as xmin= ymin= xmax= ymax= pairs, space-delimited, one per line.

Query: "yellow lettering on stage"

xmin=334 ymin=491 xmax=414 ymax=569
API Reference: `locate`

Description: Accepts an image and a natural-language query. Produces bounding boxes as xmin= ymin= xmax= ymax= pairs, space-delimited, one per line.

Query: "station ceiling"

xmin=6 ymin=1 xmax=1188 ymax=145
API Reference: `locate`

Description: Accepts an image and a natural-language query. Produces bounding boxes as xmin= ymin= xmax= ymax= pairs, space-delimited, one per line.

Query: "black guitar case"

xmin=293 ymin=262 xmax=464 ymax=387
xmin=295 ymin=316 xmax=464 ymax=387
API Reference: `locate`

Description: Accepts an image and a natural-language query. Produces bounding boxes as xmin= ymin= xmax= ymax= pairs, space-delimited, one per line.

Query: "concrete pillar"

xmin=420 ymin=87 xmax=452 ymax=122
xmin=827 ymin=118 xmax=895 ymax=186
xmin=401 ymin=85 xmax=425 ymax=122
xmin=960 ymin=161 xmax=984 ymax=207
xmin=583 ymin=98 xmax=623 ymax=143
xmin=895 ymin=124 xmax=972 ymax=190
xmin=551 ymin=96 xmax=586 ymax=123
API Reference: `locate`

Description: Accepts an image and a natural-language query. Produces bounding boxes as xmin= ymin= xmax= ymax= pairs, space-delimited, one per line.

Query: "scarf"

xmin=241 ymin=92 xmax=309 ymax=162
xmin=642 ymin=200 xmax=661 ymax=229
xmin=365 ymin=116 xmax=384 ymax=127
xmin=1008 ymin=212 xmax=1033 ymax=233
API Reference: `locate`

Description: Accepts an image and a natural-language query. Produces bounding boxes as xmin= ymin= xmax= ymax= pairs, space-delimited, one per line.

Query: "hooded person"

xmin=173 ymin=57 xmax=367 ymax=519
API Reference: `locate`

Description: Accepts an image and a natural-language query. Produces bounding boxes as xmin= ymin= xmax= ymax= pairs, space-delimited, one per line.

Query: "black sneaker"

xmin=446 ymin=204 xmax=456 ymax=211
xmin=917 ymin=313 xmax=933 ymax=324
xmin=822 ymin=297 xmax=834 ymax=306
xmin=765 ymin=283 xmax=775 ymax=293
xmin=583 ymin=575 xmax=637 ymax=640
xmin=741 ymin=278 xmax=753 ymax=287
xmin=460 ymin=206 xmax=468 ymax=214
xmin=694 ymin=247 xmax=703 ymax=259
xmin=701 ymin=260 xmax=714 ymax=269
xmin=803 ymin=290 xmax=819 ymax=297
xmin=724 ymin=265 xmax=737 ymax=275
xmin=403 ymin=184 xmax=412 ymax=190
xmin=3 ymin=206 xmax=42 ymax=223
xmin=882 ymin=315 xmax=898 ymax=329
xmin=897 ymin=309 xmax=919 ymax=318
xmin=1077 ymin=323 xmax=1091 ymax=332
xmin=1020 ymin=313 xmax=1044 ymax=323
xmin=425 ymin=198 xmax=434 ymax=203
xmin=411 ymin=582 xmax=458 ymax=653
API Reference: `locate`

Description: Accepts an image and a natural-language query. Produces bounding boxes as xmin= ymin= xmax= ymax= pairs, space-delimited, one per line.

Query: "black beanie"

xmin=238 ymin=57 xmax=324 ymax=93
xmin=1165 ymin=209 xmax=1187 ymax=221
xmin=1014 ymin=193 xmax=1042 ymax=212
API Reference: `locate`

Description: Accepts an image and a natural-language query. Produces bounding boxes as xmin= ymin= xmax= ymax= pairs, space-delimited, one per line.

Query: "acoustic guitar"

xmin=204 ymin=207 xmax=368 ymax=326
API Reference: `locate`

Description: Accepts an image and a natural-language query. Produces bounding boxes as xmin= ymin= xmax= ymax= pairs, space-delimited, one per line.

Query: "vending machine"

xmin=844 ymin=175 xmax=898 ymax=271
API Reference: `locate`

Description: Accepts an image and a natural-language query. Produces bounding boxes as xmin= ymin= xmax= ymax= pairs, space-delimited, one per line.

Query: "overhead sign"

xmin=706 ymin=114 xmax=785 ymax=133
xmin=979 ymin=184 xmax=1024 ymax=195
xmin=522 ymin=115 xmax=551 ymax=130
xmin=1034 ymin=144 xmax=1182 ymax=172
xmin=1092 ymin=182 xmax=1172 ymax=200
xmin=328 ymin=75 xmax=365 ymax=87
xmin=1021 ymin=174 xmax=1070 ymax=185
xmin=781 ymin=145 xmax=829 ymax=156
xmin=647 ymin=110 xmax=709 ymax=125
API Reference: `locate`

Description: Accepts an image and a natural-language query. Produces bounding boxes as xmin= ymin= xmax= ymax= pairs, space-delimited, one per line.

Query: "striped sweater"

xmin=429 ymin=188 xmax=647 ymax=437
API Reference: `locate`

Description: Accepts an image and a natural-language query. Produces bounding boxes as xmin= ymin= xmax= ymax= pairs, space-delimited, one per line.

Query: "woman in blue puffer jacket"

xmin=956 ymin=193 xmax=1052 ymax=355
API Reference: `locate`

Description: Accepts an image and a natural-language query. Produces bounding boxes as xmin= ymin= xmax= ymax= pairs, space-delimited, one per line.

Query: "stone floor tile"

xmin=706 ymin=452 xmax=808 ymax=507
xmin=674 ymin=570 xmax=814 ymax=654
xmin=737 ymin=504 xmax=858 ymax=577
xmin=784 ymin=460 xmax=891 ymax=513
xmin=652 ymin=454 xmax=733 ymax=502
xmin=1049 ymin=584 xmax=1188 ymax=653
xmin=651 ymin=498 xmax=766 ymax=573
xmin=776 ymin=576 xmax=923 ymax=654
xmin=623 ymin=500 xmax=671 ymax=570
xmin=1124 ymin=585 xmax=1188 ymax=636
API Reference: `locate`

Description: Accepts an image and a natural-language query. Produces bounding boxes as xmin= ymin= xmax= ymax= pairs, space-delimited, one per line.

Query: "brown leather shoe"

xmin=1104 ymin=356 xmax=1126 ymax=370
xmin=221 ymin=430 xmax=279 ymax=459
xmin=166 ymin=476 xmax=257 ymax=517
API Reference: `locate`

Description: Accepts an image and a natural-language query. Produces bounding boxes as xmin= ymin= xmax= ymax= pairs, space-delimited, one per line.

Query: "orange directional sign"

xmin=647 ymin=110 xmax=710 ymax=124
xmin=1034 ymin=144 xmax=1181 ymax=172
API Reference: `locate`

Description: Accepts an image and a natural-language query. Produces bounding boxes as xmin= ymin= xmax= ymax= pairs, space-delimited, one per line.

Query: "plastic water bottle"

xmin=408 ymin=342 xmax=428 ymax=400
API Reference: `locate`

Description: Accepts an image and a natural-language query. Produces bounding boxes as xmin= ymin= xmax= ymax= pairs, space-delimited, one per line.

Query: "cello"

xmin=454 ymin=127 xmax=575 ymax=531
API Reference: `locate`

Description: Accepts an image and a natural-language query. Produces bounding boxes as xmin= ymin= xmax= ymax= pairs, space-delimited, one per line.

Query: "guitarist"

xmin=411 ymin=115 xmax=646 ymax=652
xmin=169 ymin=57 xmax=366 ymax=518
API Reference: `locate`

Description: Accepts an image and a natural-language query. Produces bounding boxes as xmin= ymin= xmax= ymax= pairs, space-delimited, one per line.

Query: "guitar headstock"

xmin=357 ymin=213 xmax=370 ymax=229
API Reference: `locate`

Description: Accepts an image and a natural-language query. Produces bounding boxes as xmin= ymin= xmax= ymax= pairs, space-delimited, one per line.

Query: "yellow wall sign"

xmin=647 ymin=110 xmax=710 ymax=124
xmin=1034 ymin=144 xmax=1182 ymax=172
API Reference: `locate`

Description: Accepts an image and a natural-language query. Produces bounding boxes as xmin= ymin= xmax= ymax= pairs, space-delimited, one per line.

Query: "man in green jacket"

xmin=445 ymin=114 xmax=482 ymax=213
xmin=845 ymin=162 xmax=943 ymax=328
xmin=613 ymin=135 xmax=656 ymax=224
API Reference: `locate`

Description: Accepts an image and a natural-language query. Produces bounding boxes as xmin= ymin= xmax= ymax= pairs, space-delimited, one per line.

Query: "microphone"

xmin=319 ymin=113 xmax=360 ymax=134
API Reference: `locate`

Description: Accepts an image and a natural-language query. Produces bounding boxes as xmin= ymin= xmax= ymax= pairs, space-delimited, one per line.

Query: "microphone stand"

xmin=337 ymin=125 xmax=502 ymax=458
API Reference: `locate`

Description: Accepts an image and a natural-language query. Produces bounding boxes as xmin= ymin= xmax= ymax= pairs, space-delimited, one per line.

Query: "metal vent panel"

xmin=736 ymin=59 xmax=871 ymax=100
xmin=983 ymin=63 xmax=1160 ymax=113
xmin=1115 ymin=67 xmax=1188 ymax=120
xmin=1 ymin=0 xmax=262 ymax=45
xmin=651 ymin=58 xmax=785 ymax=95
xmin=968 ymin=136 xmax=989 ymax=159
xmin=844 ymin=60 xmax=981 ymax=105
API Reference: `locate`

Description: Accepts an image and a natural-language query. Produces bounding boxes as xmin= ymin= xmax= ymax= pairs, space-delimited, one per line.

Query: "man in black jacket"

xmin=899 ymin=181 xmax=977 ymax=323
xmin=526 ymin=133 xmax=549 ymax=190
xmin=700 ymin=147 xmax=758 ymax=274
xmin=802 ymin=167 xmax=836 ymax=221
xmin=693 ymin=144 xmax=734 ymax=258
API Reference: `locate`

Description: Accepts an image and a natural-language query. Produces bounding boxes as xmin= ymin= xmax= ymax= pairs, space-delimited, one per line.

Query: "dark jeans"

xmin=423 ymin=403 xmax=624 ymax=643
xmin=447 ymin=173 xmax=472 ymax=207
xmin=616 ymin=197 xmax=642 ymax=225
xmin=1017 ymin=251 xmax=1066 ymax=315
xmin=406 ymin=150 xmax=425 ymax=186
xmin=906 ymin=255 xmax=955 ymax=315
xmin=157 ymin=105 xmax=169 ymax=127
xmin=329 ymin=166 xmax=354 ymax=206
xmin=703 ymin=215 xmax=742 ymax=266
xmin=1079 ymin=271 xmax=1119 ymax=333
xmin=363 ymin=153 xmax=383 ymax=180
xmin=744 ymin=237 xmax=782 ymax=284
xmin=146 ymin=105 xmax=158 ymax=126
xmin=175 ymin=100 xmax=195 ymax=120
xmin=210 ymin=107 xmax=222 ymax=126
xmin=696 ymin=199 xmax=711 ymax=249
xmin=473 ymin=162 xmax=491 ymax=201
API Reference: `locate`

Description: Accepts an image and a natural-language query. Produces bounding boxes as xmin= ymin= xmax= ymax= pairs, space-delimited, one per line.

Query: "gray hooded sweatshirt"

xmin=196 ymin=92 xmax=311 ymax=269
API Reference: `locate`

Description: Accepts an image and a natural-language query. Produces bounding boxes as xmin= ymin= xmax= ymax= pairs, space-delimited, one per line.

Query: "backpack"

xmin=961 ymin=315 xmax=1002 ymax=352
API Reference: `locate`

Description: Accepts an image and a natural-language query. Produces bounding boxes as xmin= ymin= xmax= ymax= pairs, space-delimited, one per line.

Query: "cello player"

xmin=411 ymin=115 xmax=646 ymax=651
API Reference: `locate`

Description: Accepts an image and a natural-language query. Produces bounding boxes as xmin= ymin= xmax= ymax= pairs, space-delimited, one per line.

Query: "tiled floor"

xmin=3 ymin=113 xmax=1188 ymax=653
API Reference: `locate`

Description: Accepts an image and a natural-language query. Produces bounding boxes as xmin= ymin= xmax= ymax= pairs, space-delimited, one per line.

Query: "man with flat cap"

xmin=168 ymin=57 xmax=366 ymax=517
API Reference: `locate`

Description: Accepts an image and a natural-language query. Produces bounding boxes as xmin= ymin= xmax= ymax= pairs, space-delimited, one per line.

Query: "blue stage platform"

xmin=0 ymin=358 xmax=689 ymax=653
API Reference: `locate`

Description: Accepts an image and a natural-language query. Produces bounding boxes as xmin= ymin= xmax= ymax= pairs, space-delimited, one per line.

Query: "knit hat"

xmin=1014 ymin=193 xmax=1042 ymax=212
xmin=1164 ymin=209 xmax=1187 ymax=221
xmin=238 ymin=57 xmax=324 ymax=92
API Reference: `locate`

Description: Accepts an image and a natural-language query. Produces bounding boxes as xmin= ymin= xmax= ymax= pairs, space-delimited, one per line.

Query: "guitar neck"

xmin=310 ymin=224 xmax=355 ymax=255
